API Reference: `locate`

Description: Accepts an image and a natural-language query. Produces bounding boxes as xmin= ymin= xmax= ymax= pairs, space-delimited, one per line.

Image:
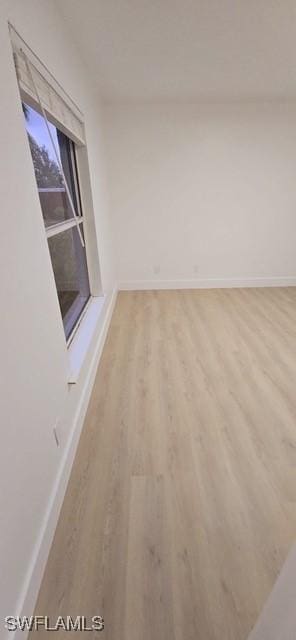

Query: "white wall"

xmin=104 ymin=103 xmax=296 ymax=288
xmin=0 ymin=0 xmax=115 ymax=635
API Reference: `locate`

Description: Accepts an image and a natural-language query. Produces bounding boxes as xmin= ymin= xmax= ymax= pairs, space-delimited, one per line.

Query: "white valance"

xmin=10 ymin=26 xmax=85 ymax=146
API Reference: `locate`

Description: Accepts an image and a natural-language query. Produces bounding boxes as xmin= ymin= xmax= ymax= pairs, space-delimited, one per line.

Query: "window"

xmin=22 ymin=103 xmax=91 ymax=340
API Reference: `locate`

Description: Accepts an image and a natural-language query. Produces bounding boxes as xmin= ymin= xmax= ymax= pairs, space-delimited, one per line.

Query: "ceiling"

xmin=57 ymin=0 xmax=296 ymax=102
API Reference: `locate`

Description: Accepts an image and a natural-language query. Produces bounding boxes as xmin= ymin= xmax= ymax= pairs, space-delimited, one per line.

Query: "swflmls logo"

xmin=4 ymin=615 xmax=104 ymax=632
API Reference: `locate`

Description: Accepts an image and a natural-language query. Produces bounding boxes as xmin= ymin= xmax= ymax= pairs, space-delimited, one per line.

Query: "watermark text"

xmin=5 ymin=615 xmax=104 ymax=632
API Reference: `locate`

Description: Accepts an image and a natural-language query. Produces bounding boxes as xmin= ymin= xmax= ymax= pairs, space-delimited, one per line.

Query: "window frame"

xmin=10 ymin=25 xmax=104 ymax=381
xmin=21 ymin=98 xmax=100 ymax=346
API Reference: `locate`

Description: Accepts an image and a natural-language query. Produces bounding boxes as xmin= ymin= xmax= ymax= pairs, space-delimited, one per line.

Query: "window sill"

xmin=67 ymin=295 xmax=105 ymax=384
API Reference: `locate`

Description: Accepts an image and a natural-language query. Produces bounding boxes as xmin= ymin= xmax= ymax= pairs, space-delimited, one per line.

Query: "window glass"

xmin=22 ymin=103 xmax=81 ymax=227
xmin=48 ymin=225 xmax=90 ymax=339
xmin=22 ymin=102 xmax=91 ymax=340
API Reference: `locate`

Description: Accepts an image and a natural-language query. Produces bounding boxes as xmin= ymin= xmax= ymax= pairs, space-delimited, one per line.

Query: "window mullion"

xmin=46 ymin=218 xmax=83 ymax=238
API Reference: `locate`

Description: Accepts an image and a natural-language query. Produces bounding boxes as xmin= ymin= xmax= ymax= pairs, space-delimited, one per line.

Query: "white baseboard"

xmin=12 ymin=287 xmax=118 ymax=640
xmin=119 ymin=276 xmax=296 ymax=291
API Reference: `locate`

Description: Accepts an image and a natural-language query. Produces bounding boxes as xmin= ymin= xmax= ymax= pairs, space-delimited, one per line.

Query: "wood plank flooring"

xmin=31 ymin=288 xmax=296 ymax=639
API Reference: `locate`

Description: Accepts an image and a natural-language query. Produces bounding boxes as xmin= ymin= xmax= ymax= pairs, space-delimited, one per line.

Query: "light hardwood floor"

xmin=31 ymin=288 xmax=296 ymax=639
